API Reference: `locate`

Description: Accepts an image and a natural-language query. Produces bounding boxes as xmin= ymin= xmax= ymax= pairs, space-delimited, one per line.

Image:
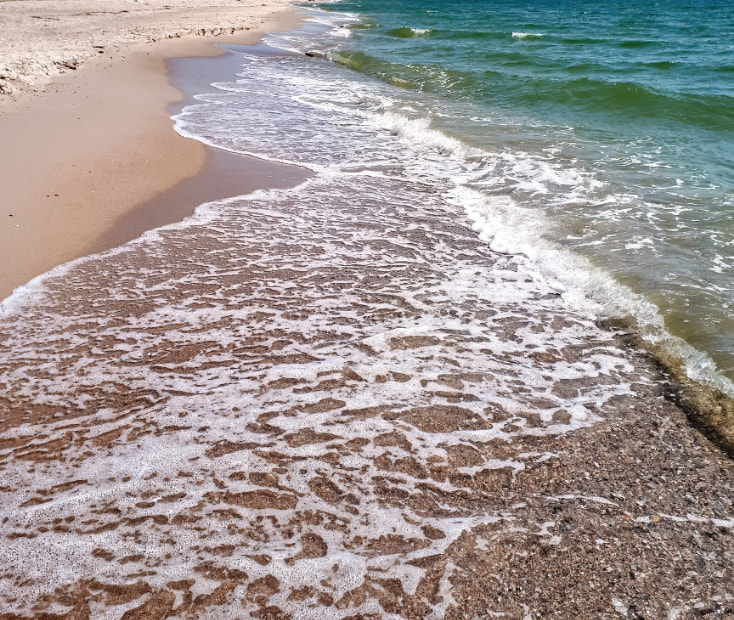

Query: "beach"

xmin=1 ymin=0 xmax=734 ymax=618
xmin=0 ymin=0 xmax=302 ymax=299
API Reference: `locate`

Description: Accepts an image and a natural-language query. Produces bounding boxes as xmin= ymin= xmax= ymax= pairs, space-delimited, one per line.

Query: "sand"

xmin=0 ymin=0 xmax=301 ymax=300
xmin=0 ymin=165 xmax=733 ymax=617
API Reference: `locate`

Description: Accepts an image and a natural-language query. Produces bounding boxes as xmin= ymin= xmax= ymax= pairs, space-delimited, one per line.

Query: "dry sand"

xmin=0 ymin=0 xmax=300 ymax=300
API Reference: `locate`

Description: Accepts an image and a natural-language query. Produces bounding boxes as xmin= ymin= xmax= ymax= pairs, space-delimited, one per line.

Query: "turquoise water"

xmin=302 ymin=0 xmax=734 ymax=387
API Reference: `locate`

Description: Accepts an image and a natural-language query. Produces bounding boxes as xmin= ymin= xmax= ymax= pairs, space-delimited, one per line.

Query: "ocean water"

xmin=248 ymin=0 xmax=734 ymax=393
xmin=1 ymin=0 xmax=734 ymax=615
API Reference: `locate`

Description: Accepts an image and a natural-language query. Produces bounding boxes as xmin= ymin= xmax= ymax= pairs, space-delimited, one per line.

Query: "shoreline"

xmin=89 ymin=44 xmax=314 ymax=261
xmin=597 ymin=316 xmax=734 ymax=460
xmin=0 ymin=6 xmax=733 ymax=616
xmin=0 ymin=0 xmax=732 ymax=461
xmin=651 ymin=342 xmax=734 ymax=458
xmin=0 ymin=0 xmax=302 ymax=301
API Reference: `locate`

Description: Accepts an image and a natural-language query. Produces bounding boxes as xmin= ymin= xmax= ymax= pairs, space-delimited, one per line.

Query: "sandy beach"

xmin=0 ymin=0 xmax=301 ymax=300
xmin=1 ymin=1 xmax=733 ymax=618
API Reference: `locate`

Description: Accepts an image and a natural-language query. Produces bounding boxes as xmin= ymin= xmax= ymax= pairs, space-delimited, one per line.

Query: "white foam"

xmin=0 ymin=169 xmax=658 ymax=614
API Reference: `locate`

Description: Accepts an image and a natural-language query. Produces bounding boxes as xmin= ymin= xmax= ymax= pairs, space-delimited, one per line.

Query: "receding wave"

xmin=330 ymin=50 xmax=468 ymax=92
xmin=430 ymin=29 xmax=503 ymax=42
xmin=330 ymin=50 xmax=424 ymax=88
xmin=642 ymin=60 xmax=677 ymax=70
xmin=544 ymin=78 xmax=734 ymax=130
xmin=557 ymin=36 xmax=610 ymax=46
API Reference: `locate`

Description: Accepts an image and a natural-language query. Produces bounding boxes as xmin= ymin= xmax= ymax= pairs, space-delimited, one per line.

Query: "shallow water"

xmin=260 ymin=0 xmax=734 ymax=392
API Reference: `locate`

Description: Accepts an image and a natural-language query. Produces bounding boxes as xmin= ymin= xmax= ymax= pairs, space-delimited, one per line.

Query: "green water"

xmin=313 ymin=0 xmax=734 ymax=386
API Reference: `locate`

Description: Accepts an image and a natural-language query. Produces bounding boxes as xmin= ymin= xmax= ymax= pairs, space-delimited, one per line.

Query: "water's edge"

xmin=598 ymin=316 xmax=734 ymax=458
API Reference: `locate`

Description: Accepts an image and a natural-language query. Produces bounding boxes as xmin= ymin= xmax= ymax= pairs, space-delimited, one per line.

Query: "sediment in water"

xmin=598 ymin=317 xmax=734 ymax=459
xmin=660 ymin=357 xmax=734 ymax=459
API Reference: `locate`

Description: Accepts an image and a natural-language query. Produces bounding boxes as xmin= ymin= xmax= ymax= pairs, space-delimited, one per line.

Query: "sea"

xmin=1 ymin=0 xmax=734 ymax=616
xmin=183 ymin=0 xmax=734 ymax=395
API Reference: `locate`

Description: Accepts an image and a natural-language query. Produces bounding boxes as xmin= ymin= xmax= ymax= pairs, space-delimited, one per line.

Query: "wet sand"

xmin=90 ymin=45 xmax=312 ymax=258
xmin=0 ymin=167 xmax=732 ymax=617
